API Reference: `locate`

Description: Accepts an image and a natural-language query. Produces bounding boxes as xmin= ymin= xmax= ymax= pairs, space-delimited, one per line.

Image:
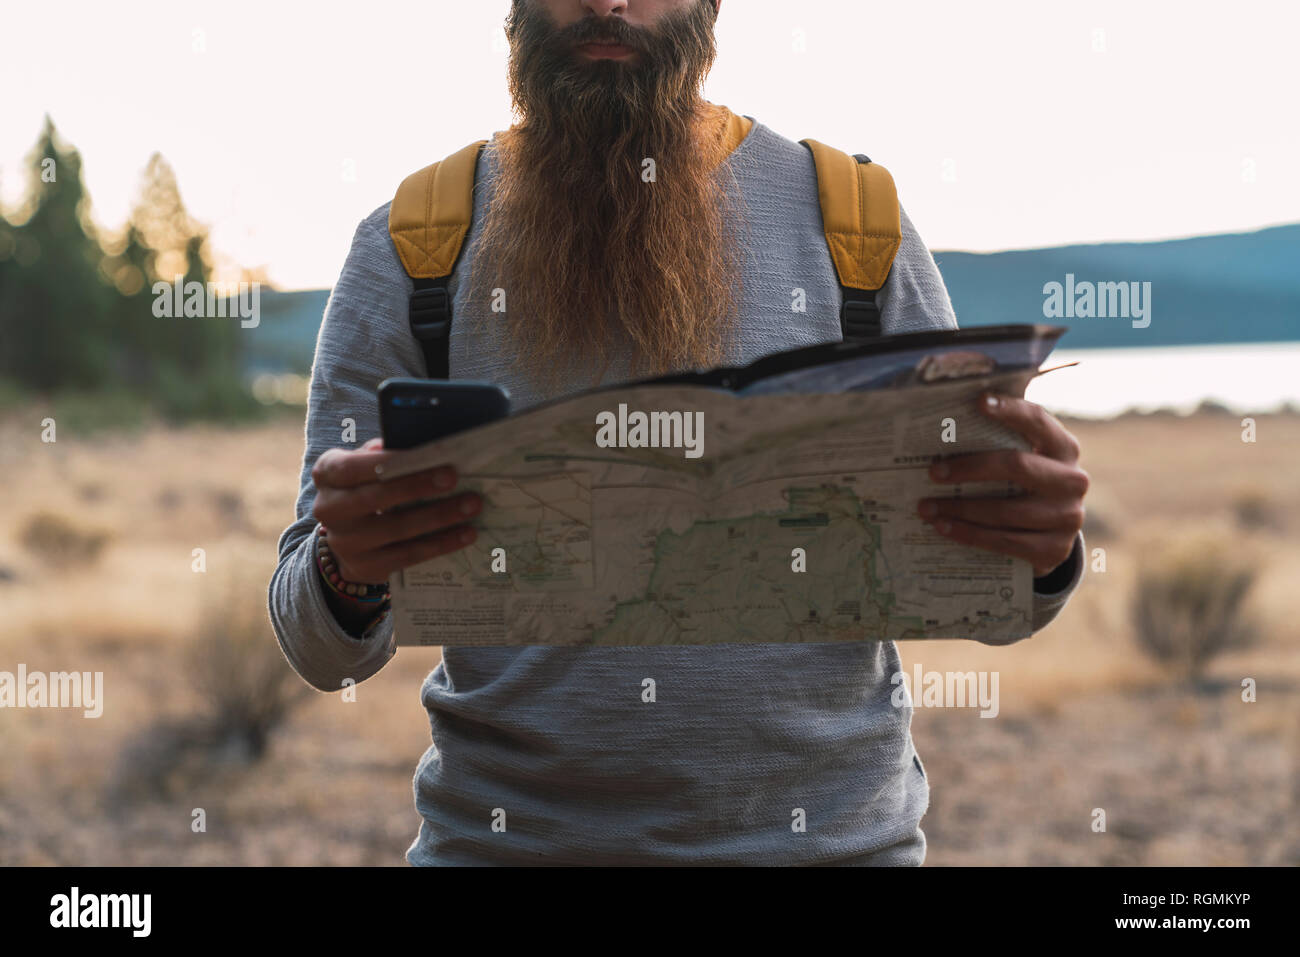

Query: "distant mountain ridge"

xmin=243 ymin=224 xmax=1300 ymax=374
xmin=933 ymin=223 xmax=1300 ymax=349
xmin=245 ymin=289 xmax=330 ymax=375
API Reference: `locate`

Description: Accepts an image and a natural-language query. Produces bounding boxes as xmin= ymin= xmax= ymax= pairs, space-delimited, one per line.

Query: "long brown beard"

xmin=465 ymin=0 xmax=743 ymax=394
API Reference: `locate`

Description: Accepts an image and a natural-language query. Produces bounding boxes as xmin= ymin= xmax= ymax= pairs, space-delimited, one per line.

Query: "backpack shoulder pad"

xmin=388 ymin=140 xmax=487 ymax=280
xmin=800 ymin=138 xmax=901 ymax=293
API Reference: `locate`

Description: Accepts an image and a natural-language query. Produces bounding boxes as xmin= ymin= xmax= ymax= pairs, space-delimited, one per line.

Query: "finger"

xmin=927 ymin=517 xmax=1077 ymax=577
xmin=979 ymin=393 xmax=1080 ymax=463
xmin=376 ymin=524 xmax=478 ymax=574
xmin=919 ymin=495 xmax=1083 ymax=533
xmin=361 ymin=436 xmax=384 ymax=451
xmin=930 ymin=449 xmax=1089 ymax=498
xmin=312 ymin=446 xmax=398 ymax=489
xmin=329 ymin=491 xmax=481 ymax=551
xmin=313 ymin=465 xmax=460 ymax=524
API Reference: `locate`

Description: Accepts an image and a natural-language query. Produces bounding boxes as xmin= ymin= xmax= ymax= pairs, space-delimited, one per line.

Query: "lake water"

xmin=1023 ymin=341 xmax=1300 ymax=419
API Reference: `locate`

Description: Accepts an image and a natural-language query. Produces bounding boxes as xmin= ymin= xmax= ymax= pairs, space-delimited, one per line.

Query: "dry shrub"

xmin=1130 ymin=536 xmax=1259 ymax=683
xmin=18 ymin=511 xmax=111 ymax=567
xmin=1080 ymin=486 xmax=1125 ymax=542
xmin=186 ymin=557 xmax=311 ymax=760
xmin=108 ymin=555 xmax=311 ymax=805
xmin=208 ymin=487 xmax=247 ymax=530
xmin=1082 ymin=506 xmax=1114 ymax=540
xmin=1232 ymin=487 xmax=1283 ymax=532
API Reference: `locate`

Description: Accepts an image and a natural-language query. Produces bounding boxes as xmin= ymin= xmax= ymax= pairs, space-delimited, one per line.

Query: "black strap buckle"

xmin=409 ymin=284 xmax=451 ymax=341
xmin=841 ymin=296 xmax=881 ymax=340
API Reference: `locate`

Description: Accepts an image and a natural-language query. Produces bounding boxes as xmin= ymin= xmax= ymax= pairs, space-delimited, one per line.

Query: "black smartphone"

xmin=378 ymin=378 xmax=511 ymax=450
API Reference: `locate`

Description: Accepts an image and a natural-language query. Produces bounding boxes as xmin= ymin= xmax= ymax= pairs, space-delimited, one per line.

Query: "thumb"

xmin=360 ymin=436 xmax=384 ymax=451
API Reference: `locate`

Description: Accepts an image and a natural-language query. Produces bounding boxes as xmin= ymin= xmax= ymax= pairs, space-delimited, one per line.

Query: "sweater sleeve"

xmin=879 ymin=205 xmax=1086 ymax=644
xmin=267 ymin=203 xmax=425 ymax=692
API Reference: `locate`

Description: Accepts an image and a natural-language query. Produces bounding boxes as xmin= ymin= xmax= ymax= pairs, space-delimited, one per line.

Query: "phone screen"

xmin=378 ymin=379 xmax=511 ymax=450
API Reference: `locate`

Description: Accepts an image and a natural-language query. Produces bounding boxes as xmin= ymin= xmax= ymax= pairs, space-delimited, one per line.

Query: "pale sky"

xmin=3 ymin=0 xmax=1297 ymax=289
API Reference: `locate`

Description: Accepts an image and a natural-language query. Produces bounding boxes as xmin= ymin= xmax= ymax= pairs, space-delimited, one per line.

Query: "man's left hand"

xmin=918 ymin=393 xmax=1089 ymax=578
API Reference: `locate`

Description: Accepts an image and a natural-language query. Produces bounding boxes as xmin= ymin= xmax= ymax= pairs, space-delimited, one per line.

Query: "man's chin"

xmin=553 ymin=60 xmax=641 ymax=108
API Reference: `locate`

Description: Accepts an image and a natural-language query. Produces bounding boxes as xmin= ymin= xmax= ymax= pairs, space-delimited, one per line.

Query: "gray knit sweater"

xmin=269 ymin=117 xmax=1084 ymax=865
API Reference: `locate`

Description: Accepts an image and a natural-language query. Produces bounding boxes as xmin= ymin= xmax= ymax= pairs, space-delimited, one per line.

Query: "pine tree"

xmin=120 ymin=153 xmax=248 ymax=417
xmin=0 ymin=115 xmax=114 ymax=390
xmin=98 ymin=221 xmax=156 ymax=383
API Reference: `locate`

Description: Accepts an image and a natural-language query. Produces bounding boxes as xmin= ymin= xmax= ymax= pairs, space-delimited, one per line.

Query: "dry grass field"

xmin=1 ymin=407 xmax=1297 ymax=865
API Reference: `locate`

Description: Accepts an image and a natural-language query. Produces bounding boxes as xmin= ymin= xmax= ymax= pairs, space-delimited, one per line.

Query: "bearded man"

xmin=270 ymin=0 xmax=1088 ymax=866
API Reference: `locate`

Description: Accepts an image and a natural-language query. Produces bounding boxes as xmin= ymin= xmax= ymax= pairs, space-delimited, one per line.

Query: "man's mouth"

xmin=576 ymin=41 xmax=638 ymax=60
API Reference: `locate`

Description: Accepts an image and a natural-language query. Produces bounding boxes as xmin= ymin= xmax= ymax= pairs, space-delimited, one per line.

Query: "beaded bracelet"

xmin=315 ymin=526 xmax=391 ymax=604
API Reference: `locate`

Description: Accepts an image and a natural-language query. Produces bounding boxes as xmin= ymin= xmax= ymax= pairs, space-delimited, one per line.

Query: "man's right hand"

xmin=310 ymin=437 xmax=480 ymax=586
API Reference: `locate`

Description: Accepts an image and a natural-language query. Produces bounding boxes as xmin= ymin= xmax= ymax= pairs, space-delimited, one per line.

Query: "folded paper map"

xmin=379 ymin=324 xmax=1067 ymax=647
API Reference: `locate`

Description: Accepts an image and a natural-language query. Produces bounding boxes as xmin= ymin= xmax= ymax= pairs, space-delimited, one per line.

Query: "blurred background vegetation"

xmin=0 ymin=117 xmax=264 ymax=427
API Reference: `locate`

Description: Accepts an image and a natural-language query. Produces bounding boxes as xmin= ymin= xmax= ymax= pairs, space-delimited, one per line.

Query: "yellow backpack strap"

xmin=388 ymin=139 xmax=488 ymax=378
xmin=800 ymin=139 xmax=902 ymax=340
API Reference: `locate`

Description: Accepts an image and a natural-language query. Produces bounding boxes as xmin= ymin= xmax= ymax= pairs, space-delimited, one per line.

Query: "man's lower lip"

xmin=578 ymin=43 xmax=636 ymax=59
